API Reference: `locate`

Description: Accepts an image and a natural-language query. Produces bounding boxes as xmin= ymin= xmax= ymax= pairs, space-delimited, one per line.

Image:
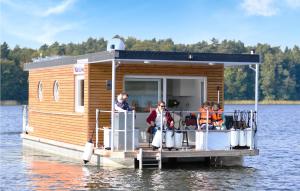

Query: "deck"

xmin=94 ymin=146 xmax=258 ymax=159
xmin=94 ymin=144 xmax=259 ymax=169
xmin=22 ymin=133 xmax=258 ymax=169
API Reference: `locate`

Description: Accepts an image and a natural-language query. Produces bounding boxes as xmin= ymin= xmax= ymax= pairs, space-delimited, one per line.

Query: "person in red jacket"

xmin=146 ymin=101 xmax=174 ymax=135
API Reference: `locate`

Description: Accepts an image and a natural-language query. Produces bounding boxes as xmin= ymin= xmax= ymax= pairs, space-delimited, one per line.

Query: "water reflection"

xmin=8 ymin=145 xmax=261 ymax=191
xmin=19 ymin=138 xmax=259 ymax=190
xmin=27 ymin=161 xmax=84 ymax=190
xmin=79 ymin=166 xmax=257 ymax=191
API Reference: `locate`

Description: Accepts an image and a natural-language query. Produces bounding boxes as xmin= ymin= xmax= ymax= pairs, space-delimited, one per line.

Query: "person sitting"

xmin=121 ymin=92 xmax=132 ymax=111
xmin=115 ymin=93 xmax=132 ymax=111
xmin=198 ymin=101 xmax=213 ymax=130
xmin=211 ymin=103 xmax=224 ymax=129
xmin=115 ymin=94 xmax=125 ymax=112
xmin=146 ymin=101 xmax=174 ymax=149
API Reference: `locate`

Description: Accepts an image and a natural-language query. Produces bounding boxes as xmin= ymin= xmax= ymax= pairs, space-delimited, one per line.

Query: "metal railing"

xmin=166 ymin=109 xmax=258 ymax=150
xmin=95 ymin=109 xmax=136 ymax=152
xmin=95 ymin=109 xmax=258 ymax=152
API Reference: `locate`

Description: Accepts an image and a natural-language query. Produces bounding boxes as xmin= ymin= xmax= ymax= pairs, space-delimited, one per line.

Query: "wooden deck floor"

xmin=94 ymin=144 xmax=259 ymax=159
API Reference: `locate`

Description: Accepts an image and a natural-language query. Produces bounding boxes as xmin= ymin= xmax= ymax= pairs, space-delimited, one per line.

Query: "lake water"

xmin=0 ymin=105 xmax=299 ymax=190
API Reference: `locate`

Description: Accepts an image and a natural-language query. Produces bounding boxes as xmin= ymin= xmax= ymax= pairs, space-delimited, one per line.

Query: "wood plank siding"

xmin=28 ymin=61 xmax=223 ymax=146
xmin=88 ymin=62 xmax=224 ymax=145
xmin=28 ymin=65 xmax=90 ymax=146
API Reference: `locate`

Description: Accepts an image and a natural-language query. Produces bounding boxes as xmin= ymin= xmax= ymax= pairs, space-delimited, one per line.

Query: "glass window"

xmin=37 ymin=81 xmax=43 ymax=101
xmin=75 ymin=75 xmax=84 ymax=112
xmin=79 ymin=80 xmax=84 ymax=106
xmin=53 ymin=80 xmax=59 ymax=101
xmin=125 ymin=79 xmax=162 ymax=112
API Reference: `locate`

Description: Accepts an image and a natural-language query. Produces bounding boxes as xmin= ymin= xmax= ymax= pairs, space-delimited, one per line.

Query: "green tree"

xmin=1 ymin=37 xmax=300 ymax=103
xmin=1 ymin=42 xmax=10 ymax=59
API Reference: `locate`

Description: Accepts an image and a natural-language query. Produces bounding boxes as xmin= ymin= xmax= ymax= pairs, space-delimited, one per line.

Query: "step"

xmin=143 ymin=158 xmax=157 ymax=161
xmin=142 ymin=163 xmax=159 ymax=166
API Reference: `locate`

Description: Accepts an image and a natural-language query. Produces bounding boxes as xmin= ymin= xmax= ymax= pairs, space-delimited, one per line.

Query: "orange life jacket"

xmin=199 ymin=108 xmax=212 ymax=124
xmin=211 ymin=109 xmax=223 ymax=121
xmin=211 ymin=109 xmax=224 ymax=126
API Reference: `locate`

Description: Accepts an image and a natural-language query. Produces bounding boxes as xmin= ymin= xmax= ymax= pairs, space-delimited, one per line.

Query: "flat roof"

xmin=24 ymin=50 xmax=260 ymax=70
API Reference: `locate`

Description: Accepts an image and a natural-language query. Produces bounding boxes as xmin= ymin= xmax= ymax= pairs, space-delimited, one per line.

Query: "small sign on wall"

xmin=106 ymin=80 xmax=112 ymax=90
xmin=74 ymin=59 xmax=88 ymax=74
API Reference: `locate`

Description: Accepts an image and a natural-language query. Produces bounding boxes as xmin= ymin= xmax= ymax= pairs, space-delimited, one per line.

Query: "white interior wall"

xmin=167 ymin=79 xmax=201 ymax=112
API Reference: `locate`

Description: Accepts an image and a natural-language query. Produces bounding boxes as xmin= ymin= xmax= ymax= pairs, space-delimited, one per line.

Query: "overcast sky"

xmin=1 ymin=0 xmax=300 ymax=49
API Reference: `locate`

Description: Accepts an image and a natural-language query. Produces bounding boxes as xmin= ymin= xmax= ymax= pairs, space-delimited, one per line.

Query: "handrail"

xmin=206 ymin=109 xmax=209 ymax=150
xmin=124 ymin=110 xmax=127 ymax=152
xmin=95 ymin=109 xmax=258 ymax=151
xmin=132 ymin=110 xmax=135 ymax=151
xmin=250 ymin=110 xmax=253 ymax=149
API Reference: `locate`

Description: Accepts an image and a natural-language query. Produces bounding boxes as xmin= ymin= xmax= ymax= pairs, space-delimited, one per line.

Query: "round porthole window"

xmin=37 ymin=81 xmax=43 ymax=101
xmin=53 ymin=80 xmax=59 ymax=101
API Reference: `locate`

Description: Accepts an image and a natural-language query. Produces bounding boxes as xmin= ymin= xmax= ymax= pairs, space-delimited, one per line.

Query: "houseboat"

xmin=22 ymin=39 xmax=260 ymax=169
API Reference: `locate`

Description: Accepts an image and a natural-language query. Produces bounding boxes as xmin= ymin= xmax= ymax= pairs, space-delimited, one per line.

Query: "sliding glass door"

xmin=125 ymin=77 xmax=206 ymax=112
xmin=124 ymin=76 xmax=206 ymax=142
xmin=125 ymin=78 xmax=162 ymax=112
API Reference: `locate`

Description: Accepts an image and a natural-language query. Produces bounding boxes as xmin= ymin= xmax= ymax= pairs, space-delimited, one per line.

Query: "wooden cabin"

xmin=23 ymin=48 xmax=260 ymax=168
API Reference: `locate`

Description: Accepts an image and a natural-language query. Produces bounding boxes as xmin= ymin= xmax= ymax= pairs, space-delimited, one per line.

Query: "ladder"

xmin=137 ymin=148 xmax=162 ymax=169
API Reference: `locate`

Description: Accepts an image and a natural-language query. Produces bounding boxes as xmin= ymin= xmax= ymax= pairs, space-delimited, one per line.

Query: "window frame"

xmin=37 ymin=81 xmax=43 ymax=101
xmin=75 ymin=75 xmax=84 ymax=112
xmin=53 ymin=80 xmax=59 ymax=101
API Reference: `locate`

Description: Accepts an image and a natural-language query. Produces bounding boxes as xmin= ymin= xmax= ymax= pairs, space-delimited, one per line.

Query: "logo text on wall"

xmin=74 ymin=59 xmax=88 ymax=74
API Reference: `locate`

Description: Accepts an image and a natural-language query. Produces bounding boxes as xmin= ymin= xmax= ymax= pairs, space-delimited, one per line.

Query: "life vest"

xmin=212 ymin=109 xmax=224 ymax=126
xmin=211 ymin=109 xmax=223 ymax=121
xmin=199 ymin=108 xmax=211 ymax=124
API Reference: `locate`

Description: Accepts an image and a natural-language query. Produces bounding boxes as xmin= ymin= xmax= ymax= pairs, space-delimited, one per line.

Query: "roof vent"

xmin=107 ymin=38 xmax=125 ymax=52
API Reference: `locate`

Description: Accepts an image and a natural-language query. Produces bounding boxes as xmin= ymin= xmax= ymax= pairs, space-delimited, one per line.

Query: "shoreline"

xmin=0 ymin=100 xmax=27 ymax=106
xmin=224 ymin=100 xmax=300 ymax=105
xmin=1 ymin=100 xmax=300 ymax=106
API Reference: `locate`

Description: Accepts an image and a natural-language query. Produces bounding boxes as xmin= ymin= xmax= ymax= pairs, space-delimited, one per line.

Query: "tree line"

xmin=1 ymin=36 xmax=300 ymax=103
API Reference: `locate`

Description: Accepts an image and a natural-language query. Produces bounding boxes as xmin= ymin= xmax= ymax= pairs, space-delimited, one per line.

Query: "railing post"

xmin=158 ymin=151 xmax=162 ymax=169
xmin=139 ymin=148 xmax=143 ymax=170
xmin=206 ymin=109 xmax=209 ymax=150
xmin=255 ymin=63 xmax=259 ymax=113
xmin=160 ymin=111 xmax=164 ymax=151
xmin=111 ymin=59 xmax=116 ymax=152
xmin=124 ymin=111 xmax=127 ymax=152
xmin=250 ymin=110 xmax=253 ymax=150
xmin=132 ymin=110 xmax=135 ymax=151
xmin=197 ymin=113 xmax=200 ymax=130
xmin=254 ymin=111 xmax=258 ymax=149
xmin=96 ymin=109 xmax=99 ymax=148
